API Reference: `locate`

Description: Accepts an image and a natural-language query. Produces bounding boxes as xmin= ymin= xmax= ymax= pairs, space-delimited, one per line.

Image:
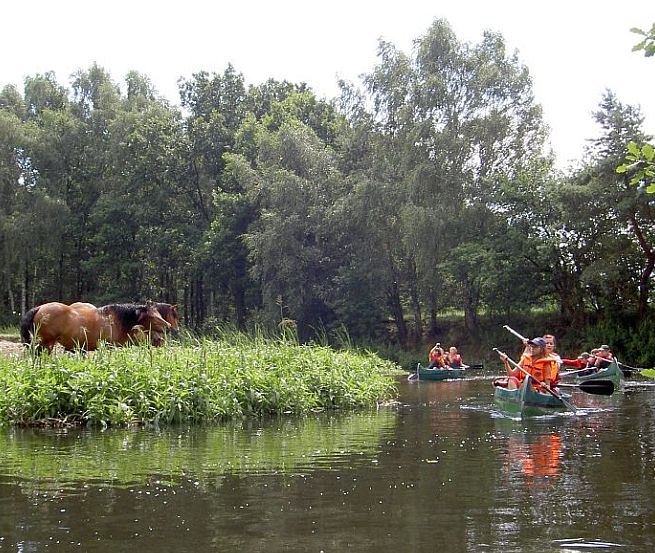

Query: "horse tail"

xmin=20 ymin=306 xmax=40 ymax=345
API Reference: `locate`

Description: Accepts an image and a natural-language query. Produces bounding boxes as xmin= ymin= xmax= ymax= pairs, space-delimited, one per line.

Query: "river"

xmin=1 ymin=372 xmax=654 ymax=552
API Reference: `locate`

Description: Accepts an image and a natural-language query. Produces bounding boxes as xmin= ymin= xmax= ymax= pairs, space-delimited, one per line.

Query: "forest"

xmin=1 ymin=19 xmax=654 ymax=361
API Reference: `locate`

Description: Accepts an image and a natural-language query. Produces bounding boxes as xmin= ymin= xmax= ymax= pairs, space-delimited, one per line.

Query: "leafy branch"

xmin=617 ymin=23 xmax=655 ymax=191
xmin=617 ymin=142 xmax=655 ymax=191
xmin=631 ymin=22 xmax=655 ymax=57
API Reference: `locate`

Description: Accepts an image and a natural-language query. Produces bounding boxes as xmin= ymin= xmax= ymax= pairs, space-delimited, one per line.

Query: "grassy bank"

xmin=0 ymin=335 xmax=399 ymax=427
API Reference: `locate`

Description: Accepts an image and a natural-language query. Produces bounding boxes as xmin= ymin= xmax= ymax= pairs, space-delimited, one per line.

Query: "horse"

xmin=20 ymin=302 xmax=171 ymax=353
xmin=152 ymin=303 xmax=180 ymax=332
xmin=124 ymin=302 xmax=179 ymax=346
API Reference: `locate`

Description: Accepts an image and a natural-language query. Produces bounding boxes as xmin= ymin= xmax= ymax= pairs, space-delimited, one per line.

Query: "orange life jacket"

xmin=429 ymin=347 xmax=445 ymax=367
xmin=447 ymin=353 xmax=463 ymax=367
xmin=516 ymin=354 xmax=558 ymax=389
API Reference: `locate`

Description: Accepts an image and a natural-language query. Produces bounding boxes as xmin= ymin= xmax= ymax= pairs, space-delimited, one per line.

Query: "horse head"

xmin=136 ymin=305 xmax=172 ymax=334
xmin=154 ymin=303 xmax=180 ymax=332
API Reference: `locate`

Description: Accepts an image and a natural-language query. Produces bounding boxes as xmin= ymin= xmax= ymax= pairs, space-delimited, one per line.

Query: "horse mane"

xmin=98 ymin=303 xmax=148 ymax=332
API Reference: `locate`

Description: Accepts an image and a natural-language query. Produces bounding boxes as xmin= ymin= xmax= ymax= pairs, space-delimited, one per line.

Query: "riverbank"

xmin=0 ymin=336 xmax=399 ymax=427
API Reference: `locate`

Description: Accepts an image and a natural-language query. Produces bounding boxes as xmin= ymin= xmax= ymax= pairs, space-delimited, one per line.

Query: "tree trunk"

xmin=387 ymin=279 xmax=408 ymax=349
xmin=232 ymin=282 xmax=246 ymax=330
xmin=629 ymin=213 xmax=655 ymax=319
xmin=407 ymin=261 xmax=423 ymax=344
xmin=21 ymin=259 xmax=28 ymax=314
xmin=463 ymin=284 xmax=480 ymax=337
xmin=7 ymin=279 xmax=15 ymax=315
xmin=638 ymin=255 xmax=655 ymax=319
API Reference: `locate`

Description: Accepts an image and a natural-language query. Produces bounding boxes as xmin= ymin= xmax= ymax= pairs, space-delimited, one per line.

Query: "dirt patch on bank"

xmin=0 ymin=339 xmax=25 ymax=358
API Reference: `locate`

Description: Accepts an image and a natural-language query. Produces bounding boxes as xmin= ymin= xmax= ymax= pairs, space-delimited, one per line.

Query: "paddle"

xmin=493 ymin=348 xmax=577 ymax=412
xmin=559 ymin=367 xmax=596 ymax=378
xmin=612 ymin=360 xmax=647 ymax=374
xmin=502 ymin=325 xmax=528 ymax=342
xmin=408 ymin=363 xmax=419 ymax=381
xmin=558 ymin=380 xmax=615 ymax=396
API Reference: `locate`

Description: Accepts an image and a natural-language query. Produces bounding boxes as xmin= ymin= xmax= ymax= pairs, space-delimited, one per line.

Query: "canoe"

xmin=494 ymin=376 xmax=569 ymax=417
xmin=414 ymin=363 xmax=466 ymax=381
xmin=575 ymin=358 xmax=623 ymax=390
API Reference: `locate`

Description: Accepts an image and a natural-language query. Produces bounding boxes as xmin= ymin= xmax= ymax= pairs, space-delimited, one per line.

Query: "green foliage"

xmin=616 ymin=23 xmax=655 ymax=193
xmin=0 ymin=338 xmax=397 ymax=427
xmin=617 ymin=141 xmax=655 ymax=190
xmin=631 ymin=23 xmax=655 ymax=57
xmin=1 ymin=17 xmax=654 ymax=350
xmin=579 ymin=314 xmax=655 ymax=368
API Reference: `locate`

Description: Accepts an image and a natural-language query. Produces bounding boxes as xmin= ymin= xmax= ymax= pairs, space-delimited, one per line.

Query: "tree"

xmin=617 ymin=22 xmax=655 ymax=191
xmin=588 ymin=92 xmax=654 ymax=317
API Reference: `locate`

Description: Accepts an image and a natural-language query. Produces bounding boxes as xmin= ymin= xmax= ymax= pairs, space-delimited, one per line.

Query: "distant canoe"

xmin=575 ymin=358 xmax=623 ymax=391
xmin=494 ymin=377 xmax=569 ymax=417
xmin=412 ymin=363 xmax=466 ymax=381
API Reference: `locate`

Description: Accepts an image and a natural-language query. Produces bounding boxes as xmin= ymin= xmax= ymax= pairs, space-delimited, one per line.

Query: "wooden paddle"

xmin=493 ymin=348 xmax=577 ymax=412
xmin=558 ymin=380 xmax=615 ymax=395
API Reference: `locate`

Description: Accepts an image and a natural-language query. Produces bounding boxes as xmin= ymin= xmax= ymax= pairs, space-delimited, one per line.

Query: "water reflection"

xmin=0 ymin=409 xmax=398 ymax=496
xmin=0 ymin=376 xmax=654 ymax=552
xmin=513 ymin=432 xmax=562 ymax=480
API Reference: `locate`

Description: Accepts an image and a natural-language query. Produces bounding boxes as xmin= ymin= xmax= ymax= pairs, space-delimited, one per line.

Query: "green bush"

xmin=0 ymin=336 xmax=398 ymax=427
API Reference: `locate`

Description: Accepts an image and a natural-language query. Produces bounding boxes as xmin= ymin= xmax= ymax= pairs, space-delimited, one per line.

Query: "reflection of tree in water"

xmin=0 ymin=409 xmax=398 ymax=498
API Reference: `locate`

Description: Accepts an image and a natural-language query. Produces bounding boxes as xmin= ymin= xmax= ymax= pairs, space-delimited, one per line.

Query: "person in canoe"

xmin=593 ymin=344 xmax=614 ymax=369
xmin=446 ymin=346 xmax=463 ymax=368
xmin=561 ymin=352 xmax=592 ymax=369
xmin=426 ymin=342 xmax=446 ymax=369
xmin=498 ymin=337 xmax=559 ymax=391
xmin=543 ymin=333 xmax=562 ymax=385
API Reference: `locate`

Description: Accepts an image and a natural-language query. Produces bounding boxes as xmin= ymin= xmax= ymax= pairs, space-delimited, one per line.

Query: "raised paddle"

xmin=558 ymin=380 xmax=615 ymax=396
xmin=493 ymin=348 xmax=577 ymax=412
xmin=502 ymin=325 xmax=528 ymax=342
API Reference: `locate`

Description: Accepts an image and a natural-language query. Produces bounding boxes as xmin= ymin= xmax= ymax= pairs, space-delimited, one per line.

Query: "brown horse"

xmin=20 ymin=302 xmax=171 ymax=353
xmin=152 ymin=303 xmax=180 ymax=332
xmin=126 ymin=302 xmax=179 ymax=346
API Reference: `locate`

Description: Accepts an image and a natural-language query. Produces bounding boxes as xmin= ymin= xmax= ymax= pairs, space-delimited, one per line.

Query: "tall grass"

xmin=0 ymin=333 xmax=398 ymax=427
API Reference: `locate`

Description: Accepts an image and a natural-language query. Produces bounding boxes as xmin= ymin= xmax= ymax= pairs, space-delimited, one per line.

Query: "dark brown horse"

xmin=152 ymin=303 xmax=180 ymax=332
xmin=20 ymin=302 xmax=171 ymax=353
xmin=126 ymin=302 xmax=179 ymax=346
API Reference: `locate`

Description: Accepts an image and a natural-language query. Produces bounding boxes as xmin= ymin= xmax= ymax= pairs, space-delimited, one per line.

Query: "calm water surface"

xmin=1 ymin=374 xmax=654 ymax=552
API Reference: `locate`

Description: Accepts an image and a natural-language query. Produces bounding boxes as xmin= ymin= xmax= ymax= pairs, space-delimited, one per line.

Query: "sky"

xmin=2 ymin=0 xmax=654 ymax=170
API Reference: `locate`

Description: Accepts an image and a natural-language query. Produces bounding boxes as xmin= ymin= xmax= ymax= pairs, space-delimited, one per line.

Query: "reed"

xmin=0 ymin=335 xmax=398 ymax=427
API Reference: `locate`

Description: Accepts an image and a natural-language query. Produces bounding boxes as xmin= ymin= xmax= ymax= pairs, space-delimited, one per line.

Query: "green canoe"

xmin=575 ymin=358 xmax=623 ymax=391
xmin=494 ymin=376 xmax=570 ymax=417
xmin=412 ymin=363 xmax=466 ymax=381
